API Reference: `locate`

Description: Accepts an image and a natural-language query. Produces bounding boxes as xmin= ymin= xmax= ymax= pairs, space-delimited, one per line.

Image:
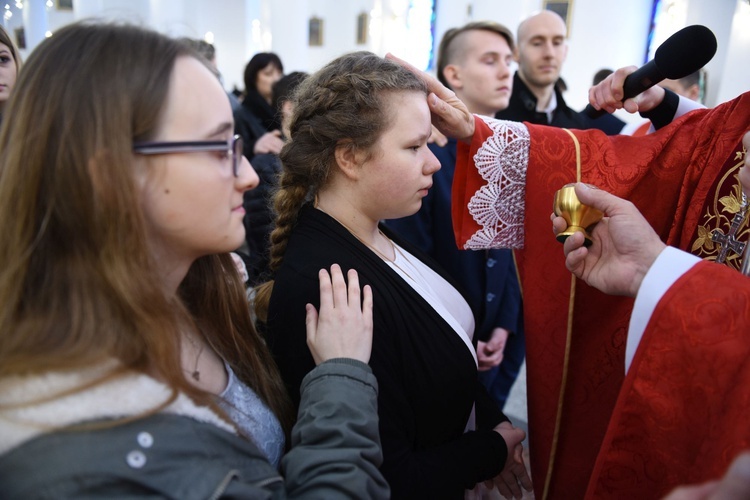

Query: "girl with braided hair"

xmin=255 ymin=51 xmax=531 ymax=499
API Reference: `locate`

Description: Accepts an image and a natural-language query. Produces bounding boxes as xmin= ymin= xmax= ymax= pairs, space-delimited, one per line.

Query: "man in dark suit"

xmin=496 ymin=10 xmax=590 ymax=129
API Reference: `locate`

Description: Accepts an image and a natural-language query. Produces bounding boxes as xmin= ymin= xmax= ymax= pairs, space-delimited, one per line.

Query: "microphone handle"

xmin=584 ymin=61 xmax=663 ymax=119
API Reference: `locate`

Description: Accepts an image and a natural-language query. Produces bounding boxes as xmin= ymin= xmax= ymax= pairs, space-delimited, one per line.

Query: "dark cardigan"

xmin=265 ymin=205 xmax=510 ymax=499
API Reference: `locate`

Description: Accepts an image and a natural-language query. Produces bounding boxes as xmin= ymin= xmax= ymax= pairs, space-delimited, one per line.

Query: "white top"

xmin=625 ymin=246 xmax=700 ymax=373
xmin=387 ymin=241 xmax=477 ymax=365
xmin=386 ymin=241 xmax=478 ymax=432
xmin=541 ymin=91 xmax=557 ymax=123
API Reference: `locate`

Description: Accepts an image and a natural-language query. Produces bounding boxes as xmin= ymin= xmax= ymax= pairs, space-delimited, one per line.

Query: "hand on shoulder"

xmin=305 ymin=264 xmax=373 ymax=365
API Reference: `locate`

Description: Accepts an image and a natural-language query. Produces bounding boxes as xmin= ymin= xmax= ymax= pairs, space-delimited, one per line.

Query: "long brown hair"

xmin=0 ymin=24 xmax=21 ymax=70
xmin=254 ymin=51 xmax=426 ymax=321
xmin=0 ymin=22 xmax=291 ymax=430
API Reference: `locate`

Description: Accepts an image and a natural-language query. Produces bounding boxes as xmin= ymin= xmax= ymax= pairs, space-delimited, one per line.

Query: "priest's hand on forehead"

xmin=740 ymin=131 xmax=750 ymax=198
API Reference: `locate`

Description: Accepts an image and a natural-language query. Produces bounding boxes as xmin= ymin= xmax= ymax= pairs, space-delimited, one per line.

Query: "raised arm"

xmin=588 ymin=65 xmax=705 ymax=131
xmin=588 ymin=65 xmax=667 ymax=115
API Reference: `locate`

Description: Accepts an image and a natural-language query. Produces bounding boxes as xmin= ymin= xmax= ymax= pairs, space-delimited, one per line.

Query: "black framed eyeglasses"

xmin=133 ymin=134 xmax=244 ymax=177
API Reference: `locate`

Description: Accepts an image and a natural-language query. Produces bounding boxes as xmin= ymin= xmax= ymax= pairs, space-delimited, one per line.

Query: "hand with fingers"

xmin=489 ymin=421 xmax=533 ymax=499
xmin=588 ymin=65 xmax=667 ymax=115
xmin=253 ymin=129 xmax=284 ymax=155
xmin=305 ymin=264 xmax=374 ymax=365
xmin=551 ymin=183 xmax=666 ymax=297
xmin=477 ymin=327 xmax=509 ymax=371
xmin=662 ymin=452 xmax=750 ymax=500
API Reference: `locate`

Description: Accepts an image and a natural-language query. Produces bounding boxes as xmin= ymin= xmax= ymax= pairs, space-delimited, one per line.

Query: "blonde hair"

xmin=0 ymin=22 xmax=291 ymax=430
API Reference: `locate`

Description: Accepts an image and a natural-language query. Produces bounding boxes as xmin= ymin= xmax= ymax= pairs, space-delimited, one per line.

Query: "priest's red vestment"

xmin=452 ymin=91 xmax=750 ymax=499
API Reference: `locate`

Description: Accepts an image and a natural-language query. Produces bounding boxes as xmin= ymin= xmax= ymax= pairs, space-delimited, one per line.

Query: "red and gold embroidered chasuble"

xmin=452 ymin=92 xmax=750 ymax=499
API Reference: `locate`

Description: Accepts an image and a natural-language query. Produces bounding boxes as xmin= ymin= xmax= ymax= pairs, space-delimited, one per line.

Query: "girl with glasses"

xmin=0 ymin=22 xmax=386 ymax=498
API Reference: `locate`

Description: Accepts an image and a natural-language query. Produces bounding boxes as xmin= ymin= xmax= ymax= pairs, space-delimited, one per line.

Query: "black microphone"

xmin=584 ymin=24 xmax=717 ymax=119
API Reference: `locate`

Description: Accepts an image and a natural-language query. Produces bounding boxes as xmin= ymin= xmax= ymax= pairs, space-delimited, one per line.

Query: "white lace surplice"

xmin=464 ymin=119 xmax=530 ymax=251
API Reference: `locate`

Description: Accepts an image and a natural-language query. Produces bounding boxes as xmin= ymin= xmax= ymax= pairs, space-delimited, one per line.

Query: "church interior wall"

xmin=2 ymin=0 xmax=748 ymax=112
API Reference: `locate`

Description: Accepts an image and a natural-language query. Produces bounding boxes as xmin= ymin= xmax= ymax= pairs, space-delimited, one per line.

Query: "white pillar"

xmin=714 ymin=0 xmax=750 ymax=105
xmin=244 ymin=0 xmax=263 ymax=60
xmin=73 ymin=0 xmax=105 ymax=20
xmin=149 ymin=0 xmax=187 ymax=36
xmin=685 ymin=0 xmax=738 ymax=106
xmin=267 ymin=0 xmax=308 ymax=72
xmin=22 ymin=0 xmax=47 ymax=54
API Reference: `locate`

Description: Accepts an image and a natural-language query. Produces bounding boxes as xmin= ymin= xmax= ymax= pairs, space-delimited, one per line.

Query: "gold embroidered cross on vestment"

xmin=711 ymin=192 xmax=749 ymax=264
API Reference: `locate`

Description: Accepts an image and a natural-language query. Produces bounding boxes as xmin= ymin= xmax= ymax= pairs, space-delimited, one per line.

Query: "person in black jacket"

xmin=244 ymin=71 xmax=308 ymax=285
xmin=234 ymin=52 xmax=284 ymax=162
xmin=496 ymin=10 xmax=590 ymax=129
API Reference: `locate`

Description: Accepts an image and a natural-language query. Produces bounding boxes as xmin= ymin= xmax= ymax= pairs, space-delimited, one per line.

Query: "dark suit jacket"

xmin=587 ymin=112 xmax=627 ymax=135
xmin=496 ymin=72 xmax=592 ymax=129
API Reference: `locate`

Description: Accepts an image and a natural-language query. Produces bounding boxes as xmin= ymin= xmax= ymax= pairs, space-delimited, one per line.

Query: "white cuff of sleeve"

xmin=675 ymin=95 xmax=705 ymax=118
xmin=625 ymin=247 xmax=701 ymax=374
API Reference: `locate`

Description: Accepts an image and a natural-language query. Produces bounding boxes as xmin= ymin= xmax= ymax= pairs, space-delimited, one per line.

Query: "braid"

xmin=267 ymin=176 xmax=309 ymax=272
xmin=253 ymin=167 xmax=310 ymax=323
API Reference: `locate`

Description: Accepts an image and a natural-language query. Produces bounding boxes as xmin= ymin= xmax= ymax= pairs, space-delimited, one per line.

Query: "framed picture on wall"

xmin=543 ymin=0 xmax=573 ymax=36
xmin=309 ymin=17 xmax=323 ymax=47
xmin=356 ymin=12 xmax=368 ymax=45
xmin=14 ymin=27 xmax=25 ymax=50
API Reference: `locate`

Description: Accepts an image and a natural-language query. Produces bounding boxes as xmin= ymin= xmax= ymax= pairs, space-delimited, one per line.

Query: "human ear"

xmin=443 ymin=64 xmax=463 ymax=90
xmin=334 ymin=140 xmax=363 ymax=181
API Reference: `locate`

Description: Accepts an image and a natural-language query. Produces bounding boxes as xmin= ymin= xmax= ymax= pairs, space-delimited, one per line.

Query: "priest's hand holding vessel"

xmin=553 ymin=183 xmax=604 ymax=247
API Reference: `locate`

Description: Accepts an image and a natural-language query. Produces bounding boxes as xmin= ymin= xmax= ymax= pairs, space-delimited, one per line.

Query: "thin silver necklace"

xmin=315 ymin=206 xmax=416 ymax=281
xmin=183 ymin=335 xmax=205 ymax=382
